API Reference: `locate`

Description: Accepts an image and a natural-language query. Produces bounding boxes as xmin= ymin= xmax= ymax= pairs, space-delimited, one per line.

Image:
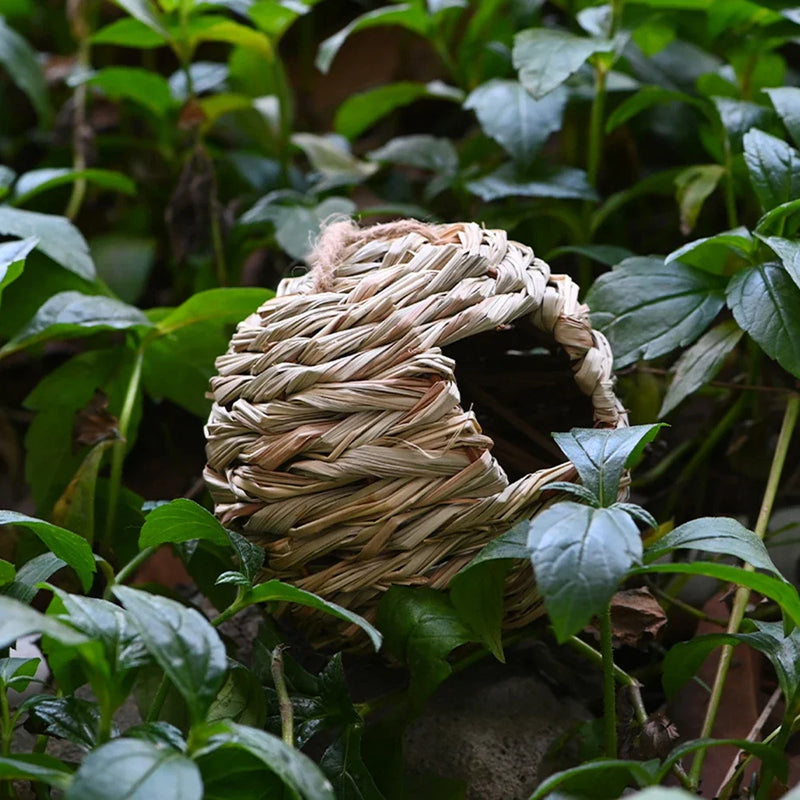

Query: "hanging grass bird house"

xmin=203 ymin=220 xmax=627 ymax=645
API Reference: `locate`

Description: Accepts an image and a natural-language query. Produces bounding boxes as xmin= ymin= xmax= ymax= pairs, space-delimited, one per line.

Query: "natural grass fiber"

xmin=204 ymin=220 xmax=628 ymax=645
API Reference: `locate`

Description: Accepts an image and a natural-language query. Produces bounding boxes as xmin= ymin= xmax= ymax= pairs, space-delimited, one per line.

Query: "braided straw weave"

xmin=204 ymin=220 xmax=627 ymax=644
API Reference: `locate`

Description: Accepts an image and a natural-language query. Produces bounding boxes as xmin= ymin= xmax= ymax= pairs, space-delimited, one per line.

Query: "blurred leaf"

xmin=0 ymin=595 xmax=88 ymax=648
xmin=606 ymin=86 xmax=699 ymax=133
xmin=0 ymin=16 xmax=49 ymax=121
xmin=765 ymin=87 xmax=800 ymax=148
xmin=529 ymin=503 xmax=643 ymax=642
xmin=712 ymin=97 xmax=772 ymax=149
xmin=755 ymin=198 xmax=800 ymax=237
xmin=0 ymin=754 xmax=73 ymax=790
xmin=169 ymin=61 xmax=228 ymax=101
xmin=727 ymin=262 xmax=800 ymax=378
xmin=13 ymin=168 xmax=136 ymax=206
xmin=26 ymin=695 xmax=105 ymax=750
xmin=248 ymin=0 xmax=314 ymax=39
xmin=109 ymin=0 xmax=169 ymax=38
xmin=465 ymin=80 xmax=566 ymax=169
xmin=207 ymin=661 xmax=267 ymax=727
xmin=186 ymin=15 xmax=273 ymax=57
xmin=91 ymin=235 xmax=156 ymax=305
xmin=114 ymin=586 xmax=227 ymax=723
xmin=674 ymin=164 xmax=725 ymax=235
xmin=660 ymin=320 xmax=742 ymax=416
xmin=368 ymin=134 xmax=457 ymax=179
xmin=513 ymin=28 xmax=612 ymax=100
xmin=316 ymin=5 xmax=429 ymax=74
xmin=529 ymin=759 xmax=657 ymax=800
xmin=292 ymin=133 xmax=378 ymax=188
xmin=2 ymin=553 xmax=66 ymax=604
xmin=139 ymin=498 xmax=231 ymax=548
xmin=0 ymin=656 xmax=38 ymax=691
xmin=1 ymin=291 xmax=152 ymax=357
xmin=587 ymin=257 xmax=726 ymax=367
xmin=0 ymin=235 xmax=35 ymax=304
xmin=92 ymin=17 xmax=168 ymax=47
xmin=154 ymin=287 xmax=271 ymax=335
xmin=466 ymin=162 xmax=597 ymax=201
xmin=321 ymin=724 xmax=385 ymax=800
xmin=0 ymin=207 xmax=95 ymax=280
xmin=0 ymin=512 xmax=95 ymax=591
xmin=64 ymin=738 xmax=202 ymax=800
xmin=125 ymin=721 xmax=186 ymax=750
xmin=376 ymin=586 xmax=474 ymax=707
xmin=743 ymin=129 xmax=800 ymax=212
xmin=336 ymin=80 xmax=462 ymax=140
xmin=88 ymin=67 xmax=174 ymax=116
xmin=0 ymin=559 xmax=14 ymax=586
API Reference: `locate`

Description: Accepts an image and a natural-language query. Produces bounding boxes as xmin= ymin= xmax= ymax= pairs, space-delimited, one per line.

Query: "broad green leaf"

xmin=242 ymin=580 xmax=382 ymax=651
xmin=368 ymin=134 xmax=458 ymax=179
xmin=743 ymin=129 xmax=800 ymax=212
xmin=168 ymin=61 xmax=229 ymax=102
xmin=64 ymin=738 xmax=201 ymax=800
xmin=466 ymin=163 xmax=597 ymax=202
xmin=2 ymin=553 xmax=66 ymax=604
xmin=662 ymin=632 xmax=740 ymax=698
xmin=13 ymin=168 xmax=136 ymax=206
xmin=92 ymin=17 xmax=168 ymax=47
xmin=1 ymin=290 xmax=152 ymax=356
xmin=712 ymin=97 xmax=772 ymax=149
xmin=513 ymin=28 xmax=612 ymax=100
xmin=552 ymin=425 xmax=663 ymax=506
xmin=0 ymin=207 xmax=95 ymax=279
xmin=291 ymin=133 xmax=378 ymax=188
xmin=0 ymin=754 xmax=73 ymax=790
xmin=632 ymin=562 xmax=800 ymax=629
xmin=665 ymin=226 xmax=753 ymax=274
xmin=0 ymin=559 xmax=14 ymax=586
xmin=154 ymin=287 xmax=272 ymax=334
xmin=336 ymin=80 xmax=462 ymax=140
xmin=463 ymin=521 xmax=530 ymax=569
xmin=196 ymin=720 xmax=335 ymax=799
xmin=139 ymin=498 xmax=231 ymax=548
xmin=109 ymin=0 xmax=170 ymax=38
xmin=726 ymin=262 xmax=800 ymax=378
xmin=125 ymin=721 xmax=186 ymax=750
xmin=586 ymin=257 xmax=726 ymax=367
xmin=376 ymin=586 xmax=475 ymax=706
xmin=765 ymin=87 xmax=800 ymax=148
xmin=0 ymin=596 xmax=88 ymax=648
xmin=736 ymin=621 xmax=800 ymax=710
xmin=528 ymin=503 xmax=643 ymax=641
xmin=0 ymin=235 xmax=35 ymax=303
xmin=0 ymin=16 xmax=49 ymax=121
xmin=606 ymin=86 xmax=699 ymax=133
xmin=91 ymin=234 xmax=156 ymax=305
xmin=660 ymin=320 xmax=743 ymax=416
xmin=113 ymin=586 xmax=227 ymax=723
xmin=0 ymin=511 xmax=95 ymax=591
xmin=207 ymin=661 xmax=266 ymax=727
xmin=645 ymin=517 xmax=779 ymax=573
xmin=755 ymin=198 xmax=800 ymax=237
xmin=26 ymin=695 xmax=104 ymax=750
xmin=248 ymin=0 xmax=313 ymax=39
xmin=760 ymin=235 xmax=800 ymax=290
xmin=320 ymin=724 xmax=385 ymax=800
xmin=0 ymin=656 xmax=39 ymax=691
xmin=528 ymin=758 xmax=658 ymax=800
xmin=88 ymin=67 xmax=174 ymax=116
xmin=186 ymin=17 xmax=273 ymax=58
xmin=316 ymin=5 xmax=429 ymax=74
xmin=465 ymin=80 xmax=567 ymax=169
xmin=674 ymin=164 xmax=725 ymax=235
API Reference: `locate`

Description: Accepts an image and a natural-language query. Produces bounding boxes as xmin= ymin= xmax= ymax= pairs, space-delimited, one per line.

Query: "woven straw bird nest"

xmin=204 ymin=220 xmax=627 ymax=646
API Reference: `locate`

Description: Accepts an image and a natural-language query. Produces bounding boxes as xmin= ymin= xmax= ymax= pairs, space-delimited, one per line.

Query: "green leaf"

xmin=0 ymin=207 xmax=95 ymax=280
xmin=463 ymin=521 xmax=530 ymax=569
xmin=0 ymin=754 xmax=73 ymax=790
xmin=712 ymin=97 xmax=772 ymax=149
xmin=659 ymin=320 xmax=743 ymax=416
xmin=242 ymin=580 xmax=382 ymax=651
xmin=368 ymin=134 xmax=458 ymax=181
xmin=291 ymin=133 xmax=378 ymax=188
xmin=760 ymin=235 xmax=800 ymax=290
xmin=726 ymin=262 xmax=800 ymax=378
xmin=755 ymin=198 xmax=800 ymax=237
xmin=109 ymin=0 xmax=170 ymax=38
xmin=154 ymin=287 xmax=272 ymax=335
xmin=0 ymin=595 xmax=88 ymax=648
xmin=0 ymin=16 xmax=49 ymax=121
xmin=743 ymin=129 xmax=800 ymax=212
xmin=0 ymin=236 xmax=35 ymax=304
xmin=125 ymin=721 xmax=186 ymax=750
xmin=0 ymin=656 xmax=39 ymax=691
xmin=195 ymin=720 xmax=335 ymax=799
xmin=316 ymin=5 xmax=429 ymax=74
xmin=207 ymin=661 xmax=266 ymax=727
xmin=377 ymin=586 xmax=475 ymax=706
xmin=606 ymin=86 xmax=699 ymax=133
xmin=139 ymin=498 xmax=231 ymax=549
xmin=552 ymin=425 xmax=663 ymax=507
xmin=736 ymin=621 xmax=800 ymax=708
xmin=2 ymin=553 xmax=67 ymax=604
xmin=513 ymin=28 xmax=612 ymax=100
xmin=674 ymin=164 xmax=725 ymax=235
xmin=185 ymin=16 xmax=273 ymax=58
xmin=227 ymin=530 xmax=264 ymax=585
xmin=1 ymin=291 xmax=152 ymax=357
xmin=91 ymin=234 xmax=156 ymax=305
xmin=465 ymin=80 xmax=567 ymax=169
xmin=765 ymin=87 xmax=800 ymax=148
xmin=64 ymin=738 xmax=201 ymax=800
xmin=88 ymin=67 xmax=175 ymax=116
xmin=645 ymin=517 xmax=779 ymax=573
xmin=26 ymin=695 xmax=104 ymax=750
xmin=662 ymin=632 xmax=739 ymax=698
xmin=466 ymin=162 xmax=597 ymax=202
xmin=0 ymin=559 xmax=14 ymax=586
xmin=0 ymin=511 xmax=95 ymax=591
xmin=665 ymin=227 xmax=753 ymax=274
xmin=13 ymin=168 xmax=136 ymax=206
xmin=320 ymin=724 xmax=385 ymax=800
xmin=92 ymin=17 xmax=168 ymax=47
xmin=113 ymin=586 xmax=227 ymax=723
xmin=336 ymin=80 xmax=462 ymax=140
xmin=528 ymin=758 xmax=658 ymax=800
xmin=528 ymin=503 xmax=643 ymax=641
xmin=586 ymin=257 xmax=726 ymax=368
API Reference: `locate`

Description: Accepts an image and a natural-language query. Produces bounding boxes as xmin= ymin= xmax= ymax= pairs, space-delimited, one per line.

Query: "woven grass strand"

xmin=204 ymin=220 xmax=627 ymax=645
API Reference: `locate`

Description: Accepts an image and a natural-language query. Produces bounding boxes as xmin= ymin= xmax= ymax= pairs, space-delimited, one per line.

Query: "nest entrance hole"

xmin=442 ymin=317 xmax=596 ymax=482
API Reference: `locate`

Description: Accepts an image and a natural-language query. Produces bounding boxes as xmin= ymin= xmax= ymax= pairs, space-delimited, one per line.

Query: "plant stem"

xmin=65 ymin=8 xmax=91 ymax=221
xmin=688 ymin=392 xmax=800 ymax=789
xmin=209 ymin=189 xmax=227 ymax=287
xmin=599 ymin=604 xmax=618 ymax=757
xmin=271 ymin=647 xmax=294 ymax=748
xmin=147 ymin=676 xmax=169 ymax=723
xmin=0 ymin=686 xmax=12 ymax=756
xmin=102 ymin=344 xmax=145 ymax=553
xmin=210 ymin=589 xmax=246 ymax=628
xmin=102 ymin=546 xmax=157 ymax=599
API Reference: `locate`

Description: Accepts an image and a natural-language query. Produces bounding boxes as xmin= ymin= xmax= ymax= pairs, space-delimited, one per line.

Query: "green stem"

xmin=210 ymin=589 xmax=246 ymax=628
xmin=599 ymin=605 xmax=618 ymax=757
xmin=65 ymin=13 xmax=91 ymax=220
xmin=102 ymin=344 xmax=145 ymax=553
xmin=0 ymin=686 xmax=12 ymax=756
xmin=104 ymin=546 xmax=157 ymax=599
xmin=723 ymin=138 xmax=738 ymax=229
xmin=147 ymin=676 xmax=169 ymax=723
xmin=271 ymin=647 xmax=294 ymax=748
xmin=97 ymin=698 xmax=113 ymax=745
xmin=688 ymin=392 xmax=800 ymax=789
